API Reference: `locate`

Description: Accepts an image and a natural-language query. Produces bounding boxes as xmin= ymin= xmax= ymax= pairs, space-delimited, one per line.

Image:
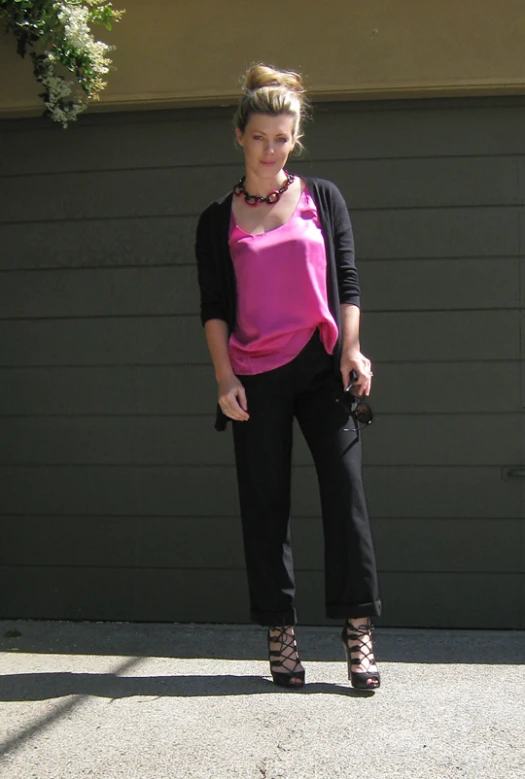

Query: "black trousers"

xmin=232 ymin=329 xmax=381 ymax=626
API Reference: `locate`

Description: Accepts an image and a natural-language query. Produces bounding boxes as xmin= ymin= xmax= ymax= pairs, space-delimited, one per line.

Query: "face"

xmin=235 ymin=113 xmax=296 ymax=179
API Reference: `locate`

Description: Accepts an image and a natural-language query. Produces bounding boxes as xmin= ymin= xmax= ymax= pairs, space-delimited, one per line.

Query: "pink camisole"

xmin=227 ymin=185 xmax=339 ymax=375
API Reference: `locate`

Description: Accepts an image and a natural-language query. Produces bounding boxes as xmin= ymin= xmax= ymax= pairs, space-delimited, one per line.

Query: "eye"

xmin=253 ymin=135 xmax=263 ymax=140
xmin=277 ymin=137 xmax=289 ymax=144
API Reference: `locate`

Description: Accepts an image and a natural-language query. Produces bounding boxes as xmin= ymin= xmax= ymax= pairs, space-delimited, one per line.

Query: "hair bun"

xmin=243 ymin=64 xmax=305 ymax=95
xmin=234 ymin=63 xmax=309 ymax=154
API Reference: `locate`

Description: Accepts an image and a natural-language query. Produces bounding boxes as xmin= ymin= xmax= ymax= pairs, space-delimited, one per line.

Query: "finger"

xmin=341 ymin=368 xmax=355 ymax=390
xmin=361 ymin=376 xmax=373 ymax=397
xmin=219 ymin=399 xmax=237 ymax=420
xmin=231 ymin=395 xmax=250 ymax=420
xmin=222 ymin=404 xmax=248 ymax=421
xmin=224 ymin=395 xmax=249 ymax=421
xmin=352 ymin=376 xmax=371 ymax=397
xmin=237 ymin=386 xmax=249 ymax=412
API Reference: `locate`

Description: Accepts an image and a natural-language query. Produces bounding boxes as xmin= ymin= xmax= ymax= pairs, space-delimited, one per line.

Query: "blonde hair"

xmin=234 ymin=64 xmax=309 ymax=153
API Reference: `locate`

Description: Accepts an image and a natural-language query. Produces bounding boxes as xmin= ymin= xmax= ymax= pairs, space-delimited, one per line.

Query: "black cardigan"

xmin=194 ymin=176 xmax=361 ymax=430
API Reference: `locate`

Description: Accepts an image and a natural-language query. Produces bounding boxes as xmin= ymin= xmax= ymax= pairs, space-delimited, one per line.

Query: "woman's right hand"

xmin=218 ymin=374 xmax=250 ymax=421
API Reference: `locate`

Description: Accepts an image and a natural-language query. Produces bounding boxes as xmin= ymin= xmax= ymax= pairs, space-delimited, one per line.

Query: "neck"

xmin=244 ymin=169 xmax=288 ymax=196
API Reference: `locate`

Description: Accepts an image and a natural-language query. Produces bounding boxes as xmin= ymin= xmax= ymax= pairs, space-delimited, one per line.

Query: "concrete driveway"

xmin=1 ymin=620 xmax=524 ymax=779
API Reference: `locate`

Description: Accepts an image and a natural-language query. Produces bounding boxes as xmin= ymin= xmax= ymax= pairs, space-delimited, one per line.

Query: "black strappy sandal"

xmin=341 ymin=618 xmax=381 ymax=690
xmin=267 ymin=626 xmax=305 ymax=688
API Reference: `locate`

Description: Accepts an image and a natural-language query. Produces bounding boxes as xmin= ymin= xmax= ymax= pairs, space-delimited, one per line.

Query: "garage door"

xmin=0 ymin=97 xmax=523 ymax=627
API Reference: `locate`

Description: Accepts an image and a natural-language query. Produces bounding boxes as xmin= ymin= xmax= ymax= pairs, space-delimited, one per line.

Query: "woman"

xmin=195 ymin=64 xmax=381 ymax=690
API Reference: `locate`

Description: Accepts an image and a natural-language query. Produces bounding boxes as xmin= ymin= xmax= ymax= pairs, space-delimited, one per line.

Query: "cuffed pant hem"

xmin=326 ymin=599 xmax=382 ymax=620
xmin=251 ymin=608 xmax=298 ymax=627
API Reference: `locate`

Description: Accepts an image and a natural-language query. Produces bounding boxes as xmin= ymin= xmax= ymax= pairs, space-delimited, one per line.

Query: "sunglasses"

xmin=336 ymin=378 xmax=374 ymax=441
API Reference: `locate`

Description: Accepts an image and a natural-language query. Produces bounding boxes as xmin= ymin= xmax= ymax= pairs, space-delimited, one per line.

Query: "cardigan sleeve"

xmin=195 ymin=207 xmax=229 ymax=326
xmin=330 ymin=184 xmax=361 ymax=308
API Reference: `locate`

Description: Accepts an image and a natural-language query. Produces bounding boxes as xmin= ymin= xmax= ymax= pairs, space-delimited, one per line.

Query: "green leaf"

xmin=2 ymin=0 xmax=122 ymax=127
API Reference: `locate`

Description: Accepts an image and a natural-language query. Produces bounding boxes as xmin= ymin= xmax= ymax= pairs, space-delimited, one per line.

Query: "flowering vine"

xmin=0 ymin=1 xmax=125 ymax=127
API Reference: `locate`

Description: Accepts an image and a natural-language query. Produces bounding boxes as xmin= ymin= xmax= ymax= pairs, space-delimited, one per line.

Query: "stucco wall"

xmin=1 ymin=0 xmax=525 ymax=116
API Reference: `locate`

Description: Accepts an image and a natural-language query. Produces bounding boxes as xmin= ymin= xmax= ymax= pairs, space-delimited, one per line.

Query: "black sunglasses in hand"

xmin=336 ymin=369 xmax=374 ymax=439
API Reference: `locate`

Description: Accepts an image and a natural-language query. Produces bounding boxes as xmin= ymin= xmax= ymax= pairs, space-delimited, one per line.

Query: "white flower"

xmin=56 ymin=3 xmax=92 ymax=49
xmin=55 ymin=2 xmax=112 ymax=73
xmin=13 ymin=1 xmax=123 ymax=127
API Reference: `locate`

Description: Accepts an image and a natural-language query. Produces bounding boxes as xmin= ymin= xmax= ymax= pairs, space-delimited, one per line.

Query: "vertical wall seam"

xmin=516 ymin=156 xmax=525 ymax=626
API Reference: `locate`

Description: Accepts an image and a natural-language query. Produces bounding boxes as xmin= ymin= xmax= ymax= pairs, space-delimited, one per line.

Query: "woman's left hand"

xmin=340 ymin=350 xmax=373 ymax=397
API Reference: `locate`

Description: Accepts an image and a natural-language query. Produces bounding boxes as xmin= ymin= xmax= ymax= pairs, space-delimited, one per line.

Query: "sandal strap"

xmin=343 ymin=620 xmax=377 ymax=666
xmin=268 ymin=626 xmax=302 ymax=672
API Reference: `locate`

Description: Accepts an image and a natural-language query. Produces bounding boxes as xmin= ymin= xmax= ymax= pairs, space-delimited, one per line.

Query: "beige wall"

xmin=1 ymin=0 xmax=525 ymax=116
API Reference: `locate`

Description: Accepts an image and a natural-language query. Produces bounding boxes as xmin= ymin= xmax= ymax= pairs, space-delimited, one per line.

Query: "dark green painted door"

xmin=1 ymin=98 xmax=525 ymax=627
xmin=509 ymin=177 xmax=525 ymax=627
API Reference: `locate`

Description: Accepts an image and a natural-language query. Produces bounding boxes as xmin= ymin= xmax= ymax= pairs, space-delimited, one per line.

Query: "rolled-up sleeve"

xmin=331 ymin=185 xmax=361 ymax=308
xmin=195 ymin=209 xmax=228 ymax=326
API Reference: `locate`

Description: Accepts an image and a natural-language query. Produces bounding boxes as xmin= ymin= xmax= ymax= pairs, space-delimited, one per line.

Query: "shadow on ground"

xmin=1 ymin=620 xmax=524 ymax=665
xmin=0 ymin=670 xmax=377 ymax=702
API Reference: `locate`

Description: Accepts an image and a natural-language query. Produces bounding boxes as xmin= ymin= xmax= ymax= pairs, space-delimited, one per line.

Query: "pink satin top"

xmin=228 ymin=185 xmax=339 ymax=375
